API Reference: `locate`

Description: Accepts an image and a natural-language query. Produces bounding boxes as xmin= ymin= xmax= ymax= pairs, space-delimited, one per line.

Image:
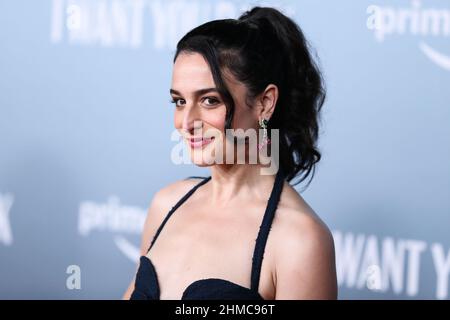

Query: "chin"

xmin=189 ymin=152 xmax=218 ymax=166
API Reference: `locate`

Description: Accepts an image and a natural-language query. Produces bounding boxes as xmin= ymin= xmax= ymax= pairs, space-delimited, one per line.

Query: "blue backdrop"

xmin=1 ymin=0 xmax=449 ymax=299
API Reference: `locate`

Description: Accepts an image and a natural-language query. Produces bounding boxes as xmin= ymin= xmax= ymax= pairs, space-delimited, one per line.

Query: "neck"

xmin=206 ymin=164 xmax=278 ymax=207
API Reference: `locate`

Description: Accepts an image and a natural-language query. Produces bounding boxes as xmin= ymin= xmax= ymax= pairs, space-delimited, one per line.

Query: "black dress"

xmin=130 ymin=168 xmax=285 ymax=300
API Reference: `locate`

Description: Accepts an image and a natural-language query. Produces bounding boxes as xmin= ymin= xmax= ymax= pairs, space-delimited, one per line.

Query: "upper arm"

xmin=139 ymin=188 xmax=168 ymax=256
xmin=274 ymin=211 xmax=337 ymax=300
xmin=122 ymin=189 xmax=166 ymax=300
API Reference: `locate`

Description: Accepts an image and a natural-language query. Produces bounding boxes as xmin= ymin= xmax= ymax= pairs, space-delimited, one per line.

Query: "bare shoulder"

xmin=139 ymin=177 xmax=206 ymax=255
xmin=271 ymin=181 xmax=337 ymax=299
xmin=152 ymin=177 xmax=206 ymax=212
xmin=273 ymin=182 xmax=334 ymax=248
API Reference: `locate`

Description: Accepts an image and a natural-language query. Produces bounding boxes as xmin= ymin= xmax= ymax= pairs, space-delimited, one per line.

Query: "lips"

xmin=187 ymin=136 xmax=215 ymax=148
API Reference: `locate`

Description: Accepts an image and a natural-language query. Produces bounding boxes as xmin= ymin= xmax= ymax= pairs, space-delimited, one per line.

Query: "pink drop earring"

xmin=258 ymin=118 xmax=271 ymax=150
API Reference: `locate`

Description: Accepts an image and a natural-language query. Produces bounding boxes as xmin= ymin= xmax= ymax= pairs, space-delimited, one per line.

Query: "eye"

xmin=170 ymin=97 xmax=185 ymax=108
xmin=201 ymin=96 xmax=221 ymax=107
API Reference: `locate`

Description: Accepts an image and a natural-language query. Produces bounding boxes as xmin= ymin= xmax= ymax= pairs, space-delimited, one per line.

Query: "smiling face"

xmin=171 ymin=52 xmax=259 ymax=166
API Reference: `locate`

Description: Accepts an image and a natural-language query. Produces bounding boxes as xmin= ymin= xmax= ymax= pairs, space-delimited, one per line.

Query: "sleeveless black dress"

xmin=130 ymin=168 xmax=285 ymax=300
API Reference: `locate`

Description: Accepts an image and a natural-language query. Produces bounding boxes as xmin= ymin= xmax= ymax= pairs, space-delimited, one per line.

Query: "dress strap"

xmin=146 ymin=176 xmax=211 ymax=253
xmin=250 ymin=168 xmax=285 ymax=292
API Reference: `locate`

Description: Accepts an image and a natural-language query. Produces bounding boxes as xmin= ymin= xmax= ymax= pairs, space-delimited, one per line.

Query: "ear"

xmin=256 ymin=84 xmax=278 ymax=121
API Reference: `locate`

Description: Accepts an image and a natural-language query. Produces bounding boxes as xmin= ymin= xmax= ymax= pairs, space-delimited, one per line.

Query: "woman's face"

xmin=171 ymin=52 xmax=258 ymax=166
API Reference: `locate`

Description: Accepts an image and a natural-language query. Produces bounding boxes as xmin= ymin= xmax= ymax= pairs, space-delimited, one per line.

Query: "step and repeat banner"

xmin=1 ymin=0 xmax=449 ymax=299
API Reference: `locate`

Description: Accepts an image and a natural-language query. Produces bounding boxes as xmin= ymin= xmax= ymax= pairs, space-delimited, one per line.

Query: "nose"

xmin=181 ymin=104 xmax=203 ymax=137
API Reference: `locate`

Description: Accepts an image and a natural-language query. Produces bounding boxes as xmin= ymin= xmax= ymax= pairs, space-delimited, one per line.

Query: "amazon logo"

xmin=367 ymin=0 xmax=450 ymax=71
xmin=78 ymin=196 xmax=145 ymax=263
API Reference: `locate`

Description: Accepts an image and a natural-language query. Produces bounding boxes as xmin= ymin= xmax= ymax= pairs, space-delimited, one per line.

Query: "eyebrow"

xmin=170 ymin=87 xmax=219 ymax=97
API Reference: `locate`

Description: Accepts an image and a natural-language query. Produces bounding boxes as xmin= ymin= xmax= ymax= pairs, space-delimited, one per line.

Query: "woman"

xmin=123 ymin=6 xmax=337 ymax=300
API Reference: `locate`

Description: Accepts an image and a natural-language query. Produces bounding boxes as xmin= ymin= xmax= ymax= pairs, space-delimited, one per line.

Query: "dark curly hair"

xmin=174 ymin=6 xmax=326 ymax=188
